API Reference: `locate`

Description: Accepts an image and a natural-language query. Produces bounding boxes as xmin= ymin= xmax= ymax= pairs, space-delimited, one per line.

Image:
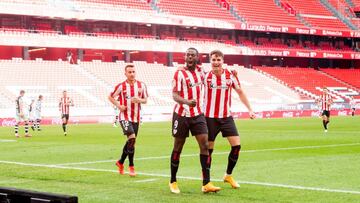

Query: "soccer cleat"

xmin=15 ymin=134 xmax=20 ymax=138
xmin=201 ymin=182 xmax=221 ymax=193
xmin=64 ymin=132 xmax=67 ymax=136
xmin=324 ymin=130 xmax=328 ymax=133
xmin=31 ymin=126 xmax=35 ymax=131
xmin=169 ymin=182 xmax=180 ymax=194
xmin=115 ymin=161 xmax=125 ymax=175
xmin=128 ymin=166 xmax=136 ymax=177
xmin=223 ymin=174 xmax=240 ymax=188
xmin=113 ymin=123 xmax=117 ymax=127
xmin=38 ymin=129 xmax=42 ymax=131
xmin=25 ymin=134 xmax=32 ymax=137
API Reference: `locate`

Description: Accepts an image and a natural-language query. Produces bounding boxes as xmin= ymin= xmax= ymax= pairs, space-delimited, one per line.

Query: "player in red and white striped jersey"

xmin=169 ymin=48 xmax=220 ymax=194
xmin=316 ymin=87 xmax=333 ymax=132
xmin=204 ymin=50 xmax=254 ymax=189
xmin=59 ymin=90 xmax=74 ymax=136
xmin=108 ymin=64 xmax=148 ymax=177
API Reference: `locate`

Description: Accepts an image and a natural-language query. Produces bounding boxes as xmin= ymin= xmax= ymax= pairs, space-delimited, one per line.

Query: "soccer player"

xmin=169 ymin=47 xmax=220 ymax=194
xmin=31 ymin=95 xmax=43 ymax=131
xmin=108 ymin=64 xmax=148 ymax=177
xmin=14 ymin=90 xmax=31 ymax=138
xmin=59 ymin=90 xmax=74 ymax=136
xmin=204 ymin=50 xmax=255 ymax=189
xmin=316 ymin=88 xmax=333 ymax=132
xmin=350 ymin=97 xmax=357 ymax=116
xmin=113 ymin=105 xmax=120 ymax=127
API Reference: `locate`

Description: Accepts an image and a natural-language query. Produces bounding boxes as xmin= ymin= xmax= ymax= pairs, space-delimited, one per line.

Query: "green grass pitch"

xmin=0 ymin=116 xmax=360 ymax=203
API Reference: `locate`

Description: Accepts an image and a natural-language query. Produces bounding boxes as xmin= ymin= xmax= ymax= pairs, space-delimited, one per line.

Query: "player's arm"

xmin=232 ymin=74 xmax=255 ymax=119
xmin=172 ymin=70 xmax=196 ymax=107
xmin=70 ymin=99 xmax=74 ymax=106
xmin=234 ymin=88 xmax=255 ymax=119
xmin=108 ymin=85 xmax=126 ymax=112
xmin=19 ymin=102 xmax=24 ymax=116
xmin=173 ymin=91 xmax=196 ymax=107
xmin=58 ymin=99 xmax=62 ymax=111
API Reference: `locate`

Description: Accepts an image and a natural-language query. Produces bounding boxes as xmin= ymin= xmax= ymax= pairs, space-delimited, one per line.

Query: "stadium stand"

xmin=286 ymin=0 xmax=351 ymax=29
xmin=255 ymin=66 xmax=359 ymax=100
xmin=321 ymin=68 xmax=360 ymax=89
xmin=229 ymin=0 xmax=304 ymax=27
xmin=155 ymin=0 xmax=238 ymax=22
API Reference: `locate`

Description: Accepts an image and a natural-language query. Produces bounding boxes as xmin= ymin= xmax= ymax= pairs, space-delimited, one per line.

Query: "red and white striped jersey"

xmin=110 ymin=80 xmax=148 ymax=123
xmin=318 ymin=94 xmax=333 ymax=111
xmin=203 ymin=69 xmax=241 ymax=118
xmin=172 ymin=66 xmax=204 ymax=117
xmin=59 ymin=97 xmax=73 ymax=115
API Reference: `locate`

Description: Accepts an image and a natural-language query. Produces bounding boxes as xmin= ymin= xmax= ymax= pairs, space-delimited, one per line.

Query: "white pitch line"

xmin=0 ymin=160 xmax=359 ymax=195
xmin=134 ymin=178 xmax=157 ymax=183
xmin=0 ymin=139 xmax=16 ymax=143
xmin=56 ymin=142 xmax=360 ymax=166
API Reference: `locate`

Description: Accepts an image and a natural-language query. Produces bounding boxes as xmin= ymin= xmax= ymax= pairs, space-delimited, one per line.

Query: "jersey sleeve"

xmin=141 ymin=82 xmax=148 ymax=99
xmin=172 ymin=70 xmax=182 ymax=92
xmin=231 ymin=73 xmax=241 ymax=89
xmin=110 ymin=83 xmax=122 ymax=98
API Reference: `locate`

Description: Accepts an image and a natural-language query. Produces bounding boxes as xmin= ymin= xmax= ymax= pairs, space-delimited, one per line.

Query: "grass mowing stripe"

xmin=1 ymin=160 xmax=360 ymax=195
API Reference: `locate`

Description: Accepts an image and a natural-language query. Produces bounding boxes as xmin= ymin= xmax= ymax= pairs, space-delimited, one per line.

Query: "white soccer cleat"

xmin=324 ymin=130 xmax=328 ymax=133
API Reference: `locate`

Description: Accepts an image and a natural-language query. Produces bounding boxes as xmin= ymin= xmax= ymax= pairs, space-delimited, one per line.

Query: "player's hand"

xmin=19 ymin=113 xmax=24 ymax=118
xmin=187 ymin=99 xmax=197 ymax=107
xmin=119 ymin=105 xmax=127 ymax=112
xmin=131 ymin=97 xmax=141 ymax=103
xmin=249 ymin=111 xmax=256 ymax=119
xmin=231 ymin=69 xmax=238 ymax=77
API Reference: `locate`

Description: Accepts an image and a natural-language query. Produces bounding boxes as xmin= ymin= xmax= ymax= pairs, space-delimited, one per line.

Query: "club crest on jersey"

xmin=226 ymin=79 xmax=232 ymax=86
xmin=123 ymin=92 xmax=131 ymax=99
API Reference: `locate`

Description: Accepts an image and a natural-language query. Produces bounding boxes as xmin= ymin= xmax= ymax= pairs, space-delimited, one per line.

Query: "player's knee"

xmin=127 ymin=138 xmax=136 ymax=153
xmin=199 ymin=142 xmax=209 ymax=154
xmin=232 ymin=145 xmax=241 ymax=156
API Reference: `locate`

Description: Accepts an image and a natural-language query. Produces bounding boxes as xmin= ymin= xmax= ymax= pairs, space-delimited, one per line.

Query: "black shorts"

xmin=172 ymin=113 xmax=208 ymax=138
xmin=352 ymin=108 xmax=356 ymax=111
xmin=120 ymin=120 xmax=139 ymax=136
xmin=61 ymin=114 xmax=69 ymax=120
xmin=206 ymin=117 xmax=239 ymax=142
xmin=322 ymin=110 xmax=330 ymax=118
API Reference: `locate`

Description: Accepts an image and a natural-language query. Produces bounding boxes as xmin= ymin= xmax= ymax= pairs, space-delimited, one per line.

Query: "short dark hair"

xmin=210 ymin=50 xmax=224 ymax=59
xmin=20 ymin=90 xmax=25 ymax=94
xmin=125 ymin=64 xmax=134 ymax=71
xmin=186 ymin=47 xmax=199 ymax=55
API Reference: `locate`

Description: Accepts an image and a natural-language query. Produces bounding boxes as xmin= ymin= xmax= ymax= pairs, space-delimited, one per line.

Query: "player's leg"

xmin=169 ymin=113 xmax=188 ymax=194
xmin=191 ymin=115 xmax=220 ymax=193
xmin=224 ymin=136 xmax=241 ymax=188
xmin=127 ymin=122 xmax=139 ymax=177
xmin=205 ymin=118 xmax=220 ymax=169
xmin=321 ymin=111 xmax=328 ymax=131
xmin=221 ymin=117 xmax=241 ymax=188
xmin=30 ymin=118 xmax=35 ymax=131
xmin=14 ymin=120 xmax=20 ymax=138
xmin=36 ymin=119 xmax=41 ymax=131
xmin=352 ymin=108 xmax=355 ymax=116
xmin=62 ymin=115 xmax=69 ymax=135
xmin=24 ymin=119 xmax=31 ymax=137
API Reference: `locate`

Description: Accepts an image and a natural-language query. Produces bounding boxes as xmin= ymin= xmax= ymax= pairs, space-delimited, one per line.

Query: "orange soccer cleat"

xmin=115 ymin=161 xmax=125 ymax=175
xmin=201 ymin=182 xmax=221 ymax=193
